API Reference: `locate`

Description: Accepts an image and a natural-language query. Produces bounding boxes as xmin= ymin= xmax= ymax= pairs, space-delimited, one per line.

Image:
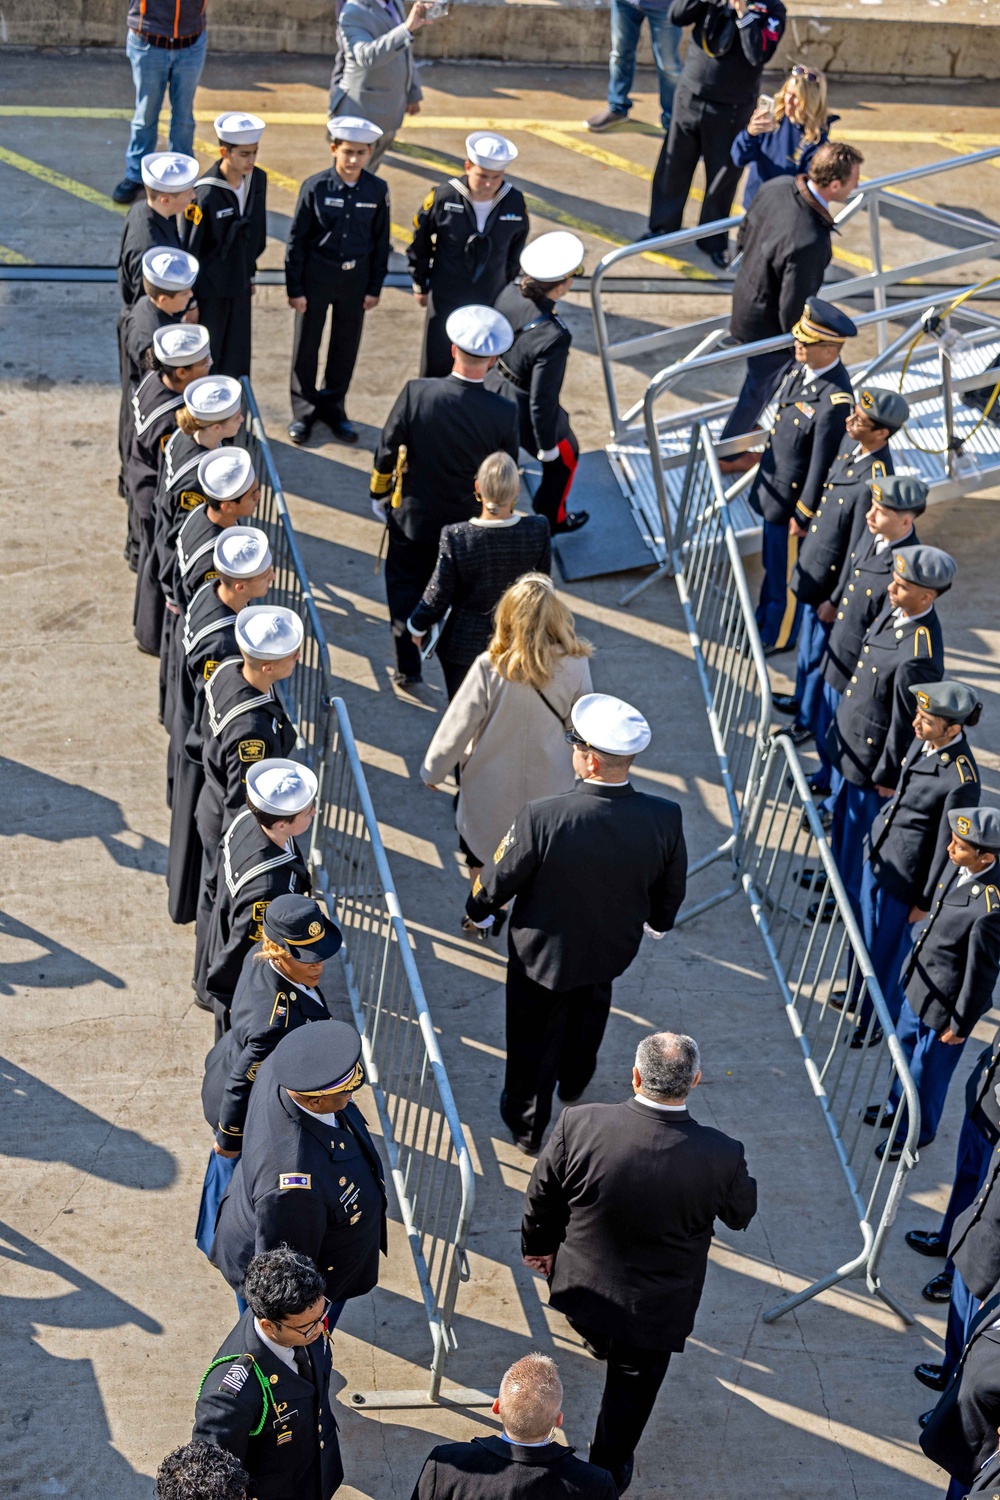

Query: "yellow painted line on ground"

xmin=0 ymin=245 xmax=32 ymax=264
xmin=0 ymin=143 xmax=128 ymax=215
xmin=523 ymin=124 xmax=653 ymax=182
xmin=936 ymin=131 xmax=1000 ymax=166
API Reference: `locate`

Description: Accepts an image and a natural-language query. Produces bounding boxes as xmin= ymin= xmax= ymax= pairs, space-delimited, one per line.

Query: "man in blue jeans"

xmin=586 ymin=0 xmax=682 ymax=134
xmin=114 ymin=0 xmax=208 ymax=205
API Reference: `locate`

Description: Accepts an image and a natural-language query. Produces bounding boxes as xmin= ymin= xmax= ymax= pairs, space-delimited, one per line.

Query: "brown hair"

xmin=808 ymin=141 xmax=863 ymax=188
xmin=488 ymin=573 xmax=591 ymax=692
xmin=177 ymin=407 xmax=215 ymax=436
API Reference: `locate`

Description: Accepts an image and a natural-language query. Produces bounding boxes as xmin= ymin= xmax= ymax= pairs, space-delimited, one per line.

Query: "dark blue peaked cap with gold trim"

xmin=792 ymin=297 xmax=857 ymax=344
xmin=271 ymin=1019 xmax=364 ymax=1095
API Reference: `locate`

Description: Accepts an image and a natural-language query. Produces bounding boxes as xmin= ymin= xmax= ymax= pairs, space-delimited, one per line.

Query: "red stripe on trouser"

xmin=555 ymin=438 xmax=578 ymax=525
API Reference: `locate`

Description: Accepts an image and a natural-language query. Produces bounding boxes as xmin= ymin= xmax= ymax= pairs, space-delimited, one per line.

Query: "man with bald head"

xmin=410 ymin=1353 xmax=616 ymax=1500
xmin=521 ymin=1032 xmax=757 ymax=1492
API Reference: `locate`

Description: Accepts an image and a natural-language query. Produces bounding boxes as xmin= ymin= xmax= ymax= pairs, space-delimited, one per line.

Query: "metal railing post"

xmin=867 ymin=191 xmax=888 ymax=353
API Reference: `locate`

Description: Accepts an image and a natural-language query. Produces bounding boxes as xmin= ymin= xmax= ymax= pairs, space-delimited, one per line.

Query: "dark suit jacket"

xmin=410 ymin=1436 xmax=616 ymax=1500
xmin=921 ymin=1286 xmax=1000 ymax=1485
xmin=522 ymin=1098 xmax=757 ymax=1350
xmin=969 ymin=1446 xmax=1000 ymax=1495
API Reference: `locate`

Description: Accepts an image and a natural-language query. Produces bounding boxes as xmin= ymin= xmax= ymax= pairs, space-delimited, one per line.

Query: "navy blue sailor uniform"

xmin=826 ymin=600 xmax=943 ymax=918
xmin=485 ymin=280 xmax=579 ymax=529
xmin=408 ymin=176 xmax=528 ymax=378
xmin=285 ymin=165 xmax=390 ymax=428
xmin=749 ymin=357 xmax=855 ymax=650
xmin=117 ymin=297 xmax=184 ymax=501
xmin=199 ymin=810 xmax=312 ymax=1024
xmin=210 ymin=1059 xmax=387 ymax=1308
xmin=465 ymin=780 xmax=687 ymax=1152
xmin=126 ymin=370 xmax=184 ymax=592
xmin=117 ymin=200 xmax=183 ymax=308
xmin=182 ymin=162 xmax=268 ymax=378
xmin=192 ymin=1306 xmax=344 ymax=1500
xmin=859 ymin=734 xmax=980 ymax=1022
xmin=790 ymin=441 xmax=893 ymax=747
xmin=173 ymin=502 xmax=228 ymax=615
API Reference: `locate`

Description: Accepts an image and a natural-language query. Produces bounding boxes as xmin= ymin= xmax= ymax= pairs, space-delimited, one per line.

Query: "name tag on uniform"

xmin=216 ymin=207 xmax=235 ymax=218
xmin=324 ymin=197 xmax=344 ymax=207
xmin=356 ymin=202 xmax=377 ymax=209
xmin=795 ymin=401 xmax=816 ymax=419
xmin=443 ymin=202 xmax=464 ymax=211
xmin=499 ymin=213 xmax=522 ymax=221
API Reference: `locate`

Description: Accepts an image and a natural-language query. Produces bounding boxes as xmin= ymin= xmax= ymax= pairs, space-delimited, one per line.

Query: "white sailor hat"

xmin=246 ymin=758 xmax=318 ymax=816
xmin=153 ymin=323 xmax=211 ymax=368
xmin=213 ymin=526 xmax=272 ymax=580
xmin=142 ymin=247 xmax=199 ymax=292
xmin=569 ymin=692 xmax=651 ymax=756
xmin=184 ymin=375 xmax=243 ymax=423
xmin=140 ymin=152 xmax=200 ymax=193
xmin=215 ymin=111 xmax=266 ymax=145
xmin=326 ymin=115 xmax=383 ymax=145
xmin=235 ymin=605 xmax=304 ymax=661
xmin=520 ymin=230 xmax=584 ymax=283
xmin=465 ymin=131 xmax=518 ymax=170
xmin=445 ymin=304 xmax=514 ymax=358
xmin=197 ymin=447 xmax=256 ymax=502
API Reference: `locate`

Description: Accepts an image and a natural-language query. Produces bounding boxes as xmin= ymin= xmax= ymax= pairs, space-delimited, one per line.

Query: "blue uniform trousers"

xmin=859 ymin=863 xmax=912 ymax=1025
xmin=888 ymin=998 xmax=968 ymax=1146
xmin=757 ymin=519 xmax=803 ymax=651
xmin=831 ymin=781 xmax=883 ymax=924
xmin=944 ymin=1268 xmax=979 ymax=1379
xmin=794 ymin=607 xmax=832 ymax=732
xmin=812 ymin=677 xmax=842 ymax=803
xmin=940 ymin=1119 xmax=995 ymax=1270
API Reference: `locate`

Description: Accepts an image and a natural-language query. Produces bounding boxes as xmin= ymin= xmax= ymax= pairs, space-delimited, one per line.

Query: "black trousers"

xmin=419 ymin=292 xmax=463 ymax=380
xmin=503 ymin=960 xmax=613 ymax=1149
xmin=568 ymin=1320 xmax=672 ymax=1483
xmin=290 ymin=263 xmax=368 ymax=423
xmin=648 ymin=87 xmax=753 ymax=253
xmin=438 ymin=653 xmax=472 ymax=701
xmin=384 ymin=528 xmax=440 ymax=679
xmin=533 ymin=418 xmax=579 ymax=529
xmin=718 ymin=348 xmax=793 ymax=444
xmin=197 ymin=290 xmax=253 ymax=379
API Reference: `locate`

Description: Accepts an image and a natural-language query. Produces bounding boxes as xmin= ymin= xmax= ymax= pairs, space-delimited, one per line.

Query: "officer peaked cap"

xmin=446 ymin=305 xmax=514 ymax=357
xmin=792 ymin=298 xmax=857 ymax=345
xmin=571 ymin=693 xmax=651 ymax=756
xmin=892 ymin=543 xmax=956 ymax=592
xmin=270 ymin=1019 xmax=364 ymax=1094
xmin=859 ymin=386 xmax=909 ymax=433
xmin=869 ymin=473 xmax=927 ymax=514
xmin=948 ymin=806 xmax=1000 ymax=851
xmin=907 ymin=679 xmax=981 ymax=724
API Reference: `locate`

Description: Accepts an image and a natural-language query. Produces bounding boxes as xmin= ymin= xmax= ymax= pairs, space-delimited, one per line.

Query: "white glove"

xmin=537 ymin=446 xmax=560 ymax=463
xmin=643 ymin=922 xmax=666 ymax=940
xmin=371 ymin=497 xmax=388 ymax=522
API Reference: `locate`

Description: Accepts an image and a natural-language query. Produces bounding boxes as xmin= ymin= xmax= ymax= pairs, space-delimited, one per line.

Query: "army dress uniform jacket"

xmin=466 ymin=780 xmax=687 ymax=992
xmin=865 ymin=734 xmax=980 ymax=907
xmin=371 ymin=375 xmax=520 ymax=546
xmin=967 ymin=1034 xmax=1000 ymax=1149
xmin=827 ymin=601 xmax=943 ymax=790
xmin=408 ymin=178 xmax=528 ymax=377
xmin=410 ymin=1437 xmax=617 ymax=1500
xmin=522 ymin=1099 xmax=757 ymax=1350
xmin=201 ymin=811 xmax=312 ymax=1015
xmin=485 ymin=283 xmax=573 ymax=456
xmin=182 ymin=162 xmax=268 ymax=299
xmin=203 ymin=949 xmax=332 ymax=1150
xmin=285 ymin=166 xmax=390 ymax=303
xmin=921 ymin=1286 xmax=1000 ymax=1486
xmin=199 ymin=658 xmax=298 ymax=849
xmin=192 ymin=1307 xmax=344 ymax=1500
xmin=902 ymin=861 xmax=1000 ymax=1039
xmin=821 ymin=525 xmax=920 ymax=695
xmin=952 ymin=1152 xmax=1000 ymax=1301
xmin=749 ymin=360 xmax=855 ymax=527
xmin=210 ymin=1063 xmax=387 ymax=1305
xmin=117 ymin=199 xmax=182 ymax=307
xmin=791 ymin=441 xmax=893 ymax=607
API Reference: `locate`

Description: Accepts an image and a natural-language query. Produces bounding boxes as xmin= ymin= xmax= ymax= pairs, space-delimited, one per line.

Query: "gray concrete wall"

xmin=4 ymin=0 xmax=1000 ymax=79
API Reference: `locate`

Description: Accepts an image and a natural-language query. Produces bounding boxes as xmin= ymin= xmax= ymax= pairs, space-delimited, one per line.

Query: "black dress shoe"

xmin=288 ymin=420 xmax=312 ymax=445
xmin=905 ymin=1229 xmax=948 ymax=1259
xmin=875 ymin=1138 xmax=903 ymax=1162
xmin=807 ymin=896 xmax=838 ymax=923
xmin=918 ymin=1411 xmax=934 ymax=1430
xmin=863 ymin=1104 xmax=897 ymax=1128
xmin=922 ymin=1271 xmax=954 ymax=1302
xmin=808 ymin=774 xmax=832 ymax=795
xmin=763 ymin=642 xmax=795 ymax=658
xmin=112 ymin=177 xmax=143 ymax=204
xmin=609 ymin=1456 xmax=634 ymax=1494
xmin=390 ymin=669 xmax=423 ymax=687
xmin=554 ymin=511 xmax=589 ymax=534
xmin=327 ymin=417 xmax=358 ymax=444
xmin=914 ymin=1362 xmax=948 ymax=1392
xmin=772 ymin=694 xmax=799 ymax=715
xmin=850 ymin=1023 xmax=884 ymax=1049
xmin=828 ymin=989 xmax=855 ymax=1013
xmin=786 ymin=723 xmax=812 ymax=746
xmin=709 ymin=249 xmax=729 ymax=270
xmin=797 ymin=867 xmax=828 ymax=891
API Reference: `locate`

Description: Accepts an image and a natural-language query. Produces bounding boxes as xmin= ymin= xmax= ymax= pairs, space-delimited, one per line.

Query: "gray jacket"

xmin=330 ymin=0 xmax=421 ymax=161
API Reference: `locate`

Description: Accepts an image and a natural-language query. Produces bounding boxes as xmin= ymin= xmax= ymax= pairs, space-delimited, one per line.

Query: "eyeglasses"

xmin=790 ymin=66 xmax=820 ymax=82
xmin=278 ymin=1297 xmax=332 ymax=1338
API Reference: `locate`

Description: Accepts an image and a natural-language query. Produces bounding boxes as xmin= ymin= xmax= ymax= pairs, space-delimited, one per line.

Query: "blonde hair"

xmin=253 ymin=935 xmax=290 ymax=964
xmin=498 ymin=1354 xmax=563 ymax=1443
xmin=476 ymin=451 xmax=520 ymax=514
xmin=774 ymin=69 xmax=829 ymax=145
xmin=488 ymin=572 xmax=591 ymax=691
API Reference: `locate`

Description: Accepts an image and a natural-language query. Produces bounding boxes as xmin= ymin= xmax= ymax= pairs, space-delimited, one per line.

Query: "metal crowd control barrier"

xmin=242 ymin=379 xmax=331 ymax=773
xmin=668 ymin=426 xmax=921 ymax=1321
xmin=311 ymin=701 xmax=485 ymax=1409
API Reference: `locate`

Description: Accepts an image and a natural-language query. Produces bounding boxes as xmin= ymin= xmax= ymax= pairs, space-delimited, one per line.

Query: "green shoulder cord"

xmin=198 ymin=1355 xmax=278 ymax=1438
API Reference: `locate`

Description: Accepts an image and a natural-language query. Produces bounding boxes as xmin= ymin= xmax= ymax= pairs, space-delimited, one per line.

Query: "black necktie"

xmin=293 ymin=1346 xmax=315 ymax=1384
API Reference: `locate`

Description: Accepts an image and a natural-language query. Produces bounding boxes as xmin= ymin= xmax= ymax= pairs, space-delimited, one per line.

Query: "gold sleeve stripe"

xmin=370 ymin=469 xmax=393 ymax=496
xmin=830 ymin=392 xmax=853 ymax=405
xmin=471 ymin=875 xmax=483 ymax=899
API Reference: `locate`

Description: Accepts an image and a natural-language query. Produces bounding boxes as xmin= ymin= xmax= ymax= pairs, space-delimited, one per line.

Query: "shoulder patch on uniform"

xmin=238 ymin=738 xmax=266 ymax=763
xmin=493 ymin=824 xmax=517 ymax=864
xmin=279 ymin=1173 xmax=312 ymax=1189
xmin=913 ymin=626 xmax=933 ymax=658
xmin=957 ymin=755 xmax=978 ymax=785
xmin=203 ymin=659 xmax=219 ymax=681
xmin=184 ymin=202 xmax=203 ymax=225
xmin=249 ymin=898 xmax=270 ymax=942
xmin=830 ymin=392 xmax=853 ymax=405
xmin=180 ymin=489 xmax=205 ymax=511
xmin=221 ymin=1363 xmax=250 ymax=1393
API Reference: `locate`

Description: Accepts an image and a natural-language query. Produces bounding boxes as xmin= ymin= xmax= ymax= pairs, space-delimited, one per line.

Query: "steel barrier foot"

xmin=870 ymin=1280 xmax=916 ymax=1327
xmin=674 ymin=882 xmax=740 ymax=926
xmin=618 ymin=561 xmax=674 ymax=607
xmin=347 ymin=1387 xmax=497 ymax=1410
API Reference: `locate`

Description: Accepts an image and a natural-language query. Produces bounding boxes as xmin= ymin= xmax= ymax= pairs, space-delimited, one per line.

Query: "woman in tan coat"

xmin=421 ymin=573 xmax=593 ymax=893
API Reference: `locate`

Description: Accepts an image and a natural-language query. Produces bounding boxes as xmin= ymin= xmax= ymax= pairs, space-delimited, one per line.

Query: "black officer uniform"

xmin=408 ymin=177 xmax=528 ymax=378
xmin=485 ymin=281 xmax=580 ymax=530
xmin=749 ymin=301 xmax=856 ymax=651
xmin=370 ymin=374 xmax=520 ymax=681
xmin=285 ymin=164 xmax=390 ymax=431
xmin=126 ymin=370 xmax=184 ymax=578
xmin=969 ymin=1446 xmax=1000 ymax=1496
xmin=211 ymin=1021 xmax=388 ymax=1308
xmin=647 ymin=0 xmax=786 ymax=253
xmin=193 ymin=1306 xmax=344 ymax=1500
xmin=792 ymin=442 xmax=893 ymax=609
xmin=182 ymin=162 xmax=268 ymax=377
xmin=867 ymin=735 xmax=980 ymax=914
xmin=903 ymin=857 xmax=1000 ymax=1042
xmin=199 ymin=809 xmax=312 ymax=1022
xmin=117 ymin=200 xmax=182 ymax=307
xmin=921 ymin=1283 xmax=1000 ymax=1491
xmin=411 ymin=1437 xmax=617 ymax=1500
xmin=466 ymin=781 xmax=687 ymax=1152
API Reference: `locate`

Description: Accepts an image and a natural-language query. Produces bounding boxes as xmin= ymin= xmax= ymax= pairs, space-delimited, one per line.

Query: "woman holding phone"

xmin=731 ymin=64 xmax=835 ymax=207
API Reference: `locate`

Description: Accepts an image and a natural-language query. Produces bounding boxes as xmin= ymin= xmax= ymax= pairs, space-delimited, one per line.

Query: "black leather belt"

xmin=496 ymin=361 xmax=529 ymax=392
xmin=130 ymin=27 xmax=202 ymax=48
